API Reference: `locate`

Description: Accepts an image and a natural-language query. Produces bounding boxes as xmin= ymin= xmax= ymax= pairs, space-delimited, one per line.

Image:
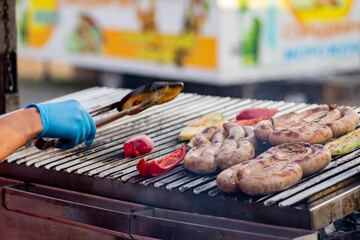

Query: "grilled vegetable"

xmin=117 ymin=81 xmax=184 ymax=114
xmin=236 ymin=108 xmax=278 ymax=120
xmin=325 ymin=128 xmax=360 ymax=156
xmin=178 ymin=112 xmax=225 ymax=141
xmin=124 ymin=134 xmax=154 ymax=158
xmin=136 ymin=145 xmax=187 ymax=177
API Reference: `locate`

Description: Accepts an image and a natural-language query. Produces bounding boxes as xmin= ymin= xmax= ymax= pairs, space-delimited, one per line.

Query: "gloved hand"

xmin=26 ymin=99 xmax=96 ymax=150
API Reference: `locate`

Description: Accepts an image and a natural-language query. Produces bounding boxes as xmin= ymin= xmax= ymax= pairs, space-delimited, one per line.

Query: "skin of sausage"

xmin=266 ymin=142 xmax=313 ymax=161
xmin=254 ymin=105 xmax=329 ymax=142
xmin=216 ymin=164 xmax=243 ymax=193
xmin=216 ymin=142 xmax=330 ymax=195
xmin=317 ymin=108 xmax=341 ymax=124
xmin=184 ymin=125 xmax=223 ymax=174
xmin=302 ymin=110 xmax=328 ymax=123
xmin=194 ymin=129 xmax=226 ymax=174
xmin=254 ymin=119 xmax=273 ymax=142
xmin=216 ymin=140 xmax=255 ymax=170
xmin=192 ymin=125 xmax=222 ymax=146
xmin=294 ymin=144 xmax=331 ymax=176
xmin=184 ymin=144 xmax=213 ymax=174
xmin=216 ymin=123 xmax=254 ymax=170
xmin=238 ymin=160 xmax=303 ymax=196
xmin=242 ymin=126 xmax=258 ymax=149
xmin=326 ymin=107 xmax=359 ymax=137
xmin=268 ymin=122 xmax=333 ymax=146
xmin=216 ymin=158 xmax=278 ymax=193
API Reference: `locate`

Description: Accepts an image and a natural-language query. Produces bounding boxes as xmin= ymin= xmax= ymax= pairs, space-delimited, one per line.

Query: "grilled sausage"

xmin=242 ymin=126 xmax=258 ymax=149
xmin=238 ymin=160 xmax=303 ymax=196
xmin=184 ymin=123 xmax=256 ymax=174
xmin=326 ymin=107 xmax=359 ymax=138
xmin=184 ymin=126 xmax=223 ymax=174
xmin=215 ymin=123 xmax=255 ymax=170
xmin=216 ymin=142 xmax=331 ymax=195
xmin=254 ymin=105 xmax=329 ymax=142
xmin=293 ymin=144 xmax=331 ymax=176
xmin=268 ymin=122 xmax=333 ymax=145
xmin=255 ymin=105 xmax=357 ymax=146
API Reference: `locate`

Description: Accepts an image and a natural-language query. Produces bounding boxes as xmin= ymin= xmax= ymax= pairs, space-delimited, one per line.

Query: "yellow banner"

xmin=103 ymin=30 xmax=217 ymax=69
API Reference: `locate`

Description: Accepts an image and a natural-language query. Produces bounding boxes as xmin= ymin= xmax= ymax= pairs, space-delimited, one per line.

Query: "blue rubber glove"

xmin=25 ymin=99 xmax=96 ymax=150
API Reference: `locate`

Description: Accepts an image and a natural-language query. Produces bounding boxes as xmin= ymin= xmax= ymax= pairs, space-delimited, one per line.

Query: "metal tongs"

xmin=34 ymin=86 xmax=169 ymax=150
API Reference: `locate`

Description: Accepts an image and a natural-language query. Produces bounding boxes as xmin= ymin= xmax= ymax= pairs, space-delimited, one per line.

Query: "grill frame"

xmin=1 ymin=86 xmax=360 ymax=231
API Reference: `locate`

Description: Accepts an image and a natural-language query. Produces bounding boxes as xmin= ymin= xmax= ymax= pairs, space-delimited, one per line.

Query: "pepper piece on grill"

xmin=124 ymin=134 xmax=154 ymax=158
xmin=236 ymin=108 xmax=278 ymax=120
xmin=136 ymin=145 xmax=187 ymax=177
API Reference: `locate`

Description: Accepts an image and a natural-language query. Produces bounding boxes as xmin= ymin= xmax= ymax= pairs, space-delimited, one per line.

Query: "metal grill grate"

xmin=4 ymin=86 xmax=360 ymax=230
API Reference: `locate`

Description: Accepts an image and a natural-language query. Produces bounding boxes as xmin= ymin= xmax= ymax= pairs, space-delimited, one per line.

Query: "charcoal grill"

xmin=1 ymin=86 xmax=360 ymax=239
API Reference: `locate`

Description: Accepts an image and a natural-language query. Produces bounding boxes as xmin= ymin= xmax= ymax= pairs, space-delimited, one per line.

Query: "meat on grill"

xmin=216 ymin=142 xmax=331 ymax=195
xmin=254 ymin=105 xmax=359 ymax=146
xmin=184 ymin=123 xmax=256 ymax=174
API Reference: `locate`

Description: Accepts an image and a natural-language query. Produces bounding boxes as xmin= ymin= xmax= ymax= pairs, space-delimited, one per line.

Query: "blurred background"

xmin=14 ymin=0 xmax=360 ymax=108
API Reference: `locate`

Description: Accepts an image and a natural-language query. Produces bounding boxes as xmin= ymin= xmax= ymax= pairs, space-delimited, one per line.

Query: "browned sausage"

xmin=293 ymin=144 xmax=331 ymax=176
xmin=242 ymin=126 xmax=258 ymax=149
xmin=215 ymin=123 xmax=255 ymax=170
xmin=254 ymin=105 xmax=329 ymax=142
xmin=216 ymin=142 xmax=331 ymax=195
xmin=268 ymin=122 xmax=333 ymax=145
xmin=184 ymin=126 xmax=223 ymax=174
xmin=317 ymin=108 xmax=341 ymax=124
xmin=263 ymin=142 xmax=331 ymax=176
xmin=185 ymin=123 xmax=257 ymax=174
xmin=216 ymin=140 xmax=255 ymax=170
xmin=326 ymin=107 xmax=359 ymax=137
xmin=238 ymin=160 xmax=303 ymax=196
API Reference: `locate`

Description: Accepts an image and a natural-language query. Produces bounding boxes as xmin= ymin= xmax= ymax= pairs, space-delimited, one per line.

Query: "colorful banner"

xmin=17 ymin=0 xmax=217 ymax=72
xmin=16 ymin=0 xmax=360 ymax=84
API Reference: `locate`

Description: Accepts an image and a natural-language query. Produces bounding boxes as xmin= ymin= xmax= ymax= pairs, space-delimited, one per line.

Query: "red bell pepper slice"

xmin=236 ymin=108 xmax=278 ymax=120
xmin=136 ymin=145 xmax=187 ymax=177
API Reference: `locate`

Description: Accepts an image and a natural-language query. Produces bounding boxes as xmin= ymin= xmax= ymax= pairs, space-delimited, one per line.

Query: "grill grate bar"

xmin=140 ymin=165 xmax=186 ymax=186
xmin=179 ymin=175 xmax=217 ymax=192
xmin=153 ymin=171 xmax=189 ymax=188
xmin=194 ymin=180 xmax=218 ymax=195
xmin=165 ymin=175 xmax=201 ymax=190
xmin=279 ymin=165 xmax=360 ymax=207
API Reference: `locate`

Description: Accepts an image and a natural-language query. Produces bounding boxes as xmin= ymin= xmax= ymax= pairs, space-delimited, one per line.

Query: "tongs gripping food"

xmin=34 ymin=86 xmax=169 ymax=150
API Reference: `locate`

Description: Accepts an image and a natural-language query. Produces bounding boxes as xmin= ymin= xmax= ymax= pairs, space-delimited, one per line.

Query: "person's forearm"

xmin=0 ymin=107 xmax=43 ymax=162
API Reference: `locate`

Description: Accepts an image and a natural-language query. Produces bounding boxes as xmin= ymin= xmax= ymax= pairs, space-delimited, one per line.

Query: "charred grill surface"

xmin=1 ymin=86 xmax=360 ymax=230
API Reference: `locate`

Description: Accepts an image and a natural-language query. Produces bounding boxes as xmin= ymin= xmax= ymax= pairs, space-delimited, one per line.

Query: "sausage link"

xmin=268 ymin=122 xmax=333 ymax=145
xmin=294 ymin=144 xmax=331 ymax=176
xmin=242 ymin=126 xmax=258 ymax=149
xmin=326 ymin=107 xmax=359 ymax=137
xmin=317 ymin=108 xmax=341 ymax=124
xmin=216 ymin=140 xmax=255 ymax=170
xmin=184 ymin=126 xmax=224 ymax=174
xmin=216 ymin=142 xmax=331 ymax=195
xmin=216 ymin=123 xmax=254 ymax=170
xmin=238 ymin=160 xmax=303 ymax=196
xmin=216 ymin=157 xmax=278 ymax=193
xmin=192 ymin=125 xmax=222 ymax=146
xmin=255 ymin=105 xmax=329 ymax=142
